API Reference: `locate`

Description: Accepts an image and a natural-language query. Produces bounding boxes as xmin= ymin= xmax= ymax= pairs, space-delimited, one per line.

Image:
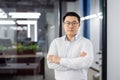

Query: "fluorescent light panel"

xmin=0 ymin=8 xmax=7 ymax=18
xmin=0 ymin=20 xmax=15 ymax=25
xmin=9 ymin=12 xmax=41 ymax=19
xmin=16 ymin=20 xmax=37 ymax=24
xmin=10 ymin=26 xmax=27 ymax=30
xmin=16 ymin=20 xmax=38 ymax=42
xmin=81 ymin=12 xmax=103 ymax=21
xmin=0 ymin=13 xmax=7 ymax=18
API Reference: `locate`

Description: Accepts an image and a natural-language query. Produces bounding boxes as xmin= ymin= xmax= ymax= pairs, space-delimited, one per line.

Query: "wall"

xmin=66 ymin=0 xmax=81 ymax=14
xmin=90 ymin=0 xmax=101 ymax=71
xmin=107 ymin=0 xmax=120 ymax=80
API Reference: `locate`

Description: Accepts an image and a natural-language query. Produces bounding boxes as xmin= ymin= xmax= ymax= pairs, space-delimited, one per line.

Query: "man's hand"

xmin=77 ymin=52 xmax=87 ymax=57
xmin=47 ymin=55 xmax=61 ymax=64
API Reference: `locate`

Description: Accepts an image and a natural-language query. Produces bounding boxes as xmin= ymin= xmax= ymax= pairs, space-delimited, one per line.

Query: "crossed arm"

xmin=47 ymin=52 xmax=92 ymax=70
xmin=47 ymin=39 xmax=94 ymax=70
xmin=47 ymin=52 xmax=87 ymax=64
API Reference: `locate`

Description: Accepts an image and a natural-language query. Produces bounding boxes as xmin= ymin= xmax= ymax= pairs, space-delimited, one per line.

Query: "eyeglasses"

xmin=63 ymin=21 xmax=79 ymax=26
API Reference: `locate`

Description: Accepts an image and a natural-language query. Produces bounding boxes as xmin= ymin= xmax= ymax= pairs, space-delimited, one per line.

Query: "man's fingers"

xmin=47 ymin=55 xmax=60 ymax=64
xmin=47 ymin=55 xmax=53 ymax=62
xmin=47 ymin=55 xmax=56 ymax=61
xmin=48 ymin=55 xmax=54 ymax=57
xmin=80 ymin=52 xmax=87 ymax=56
xmin=77 ymin=52 xmax=87 ymax=57
xmin=47 ymin=55 xmax=53 ymax=60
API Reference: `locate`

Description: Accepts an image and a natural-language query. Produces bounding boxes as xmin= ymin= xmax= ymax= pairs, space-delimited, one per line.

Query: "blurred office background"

xmin=0 ymin=0 xmax=119 ymax=80
xmin=0 ymin=0 xmax=102 ymax=80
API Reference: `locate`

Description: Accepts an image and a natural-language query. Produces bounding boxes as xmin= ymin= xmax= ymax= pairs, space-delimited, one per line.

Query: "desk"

xmin=0 ymin=63 xmax=39 ymax=70
xmin=0 ymin=52 xmax=44 ymax=59
xmin=0 ymin=63 xmax=40 ymax=80
xmin=0 ymin=52 xmax=44 ymax=80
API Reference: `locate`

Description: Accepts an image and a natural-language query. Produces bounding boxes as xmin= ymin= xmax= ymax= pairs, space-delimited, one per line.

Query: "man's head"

xmin=63 ymin=12 xmax=80 ymax=38
xmin=63 ymin=12 xmax=80 ymax=22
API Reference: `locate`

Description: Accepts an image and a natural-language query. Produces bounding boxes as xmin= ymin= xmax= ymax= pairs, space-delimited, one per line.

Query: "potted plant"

xmin=0 ymin=46 xmax=7 ymax=53
xmin=16 ymin=43 xmax=41 ymax=64
xmin=17 ymin=43 xmax=41 ymax=54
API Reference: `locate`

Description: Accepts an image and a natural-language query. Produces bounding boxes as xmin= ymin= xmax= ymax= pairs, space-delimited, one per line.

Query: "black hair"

xmin=63 ymin=12 xmax=81 ymax=22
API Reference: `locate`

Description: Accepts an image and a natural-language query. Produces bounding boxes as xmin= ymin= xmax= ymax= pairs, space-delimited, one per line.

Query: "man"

xmin=47 ymin=12 xmax=94 ymax=80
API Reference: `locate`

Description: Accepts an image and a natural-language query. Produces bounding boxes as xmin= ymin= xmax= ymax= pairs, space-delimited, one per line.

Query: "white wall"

xmin=107 ymin=0 xmax=120 ymax=80
xmin=66 ymin=0 xmax=81 ymax=15
xmin=90 ymin=0 xmax=101 ymax=71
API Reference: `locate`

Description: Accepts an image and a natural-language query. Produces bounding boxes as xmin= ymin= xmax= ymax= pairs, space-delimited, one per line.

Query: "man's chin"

xmin=67 ymin=33 xmax=76 ymax=36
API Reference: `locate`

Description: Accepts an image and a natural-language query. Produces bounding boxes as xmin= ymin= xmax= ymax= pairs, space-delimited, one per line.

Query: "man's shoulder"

xmin=54 ymin=36 xmax=65 ymax=40
xmin=52 ymin=36 xmax=65 ymax=43
xmin=79 ymin=36 xmax=92 ymax=44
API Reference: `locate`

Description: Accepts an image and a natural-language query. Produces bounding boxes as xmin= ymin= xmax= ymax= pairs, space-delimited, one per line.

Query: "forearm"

xmin=47 ymin=55 xmax=70 ymax=71
xmin=47 ymin=52 xmax=92 ymax=70
xmin=60 ymin=56 xmax=94 ymax=70
xmin=47 ymin=61 xmax=69 ymax=71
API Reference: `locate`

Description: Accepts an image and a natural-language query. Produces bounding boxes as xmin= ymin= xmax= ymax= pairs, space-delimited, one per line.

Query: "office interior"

xmin=0 ymin=0 xmax=110 ymax=80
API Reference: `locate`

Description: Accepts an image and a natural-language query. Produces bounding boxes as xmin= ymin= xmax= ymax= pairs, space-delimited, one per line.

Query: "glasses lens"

xmin=64 ymin=21 xmax=79 ymax=26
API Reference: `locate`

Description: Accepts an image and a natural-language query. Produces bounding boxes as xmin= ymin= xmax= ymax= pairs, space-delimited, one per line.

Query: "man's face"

xmin=63 ymin=16 xmax=80 ymax=37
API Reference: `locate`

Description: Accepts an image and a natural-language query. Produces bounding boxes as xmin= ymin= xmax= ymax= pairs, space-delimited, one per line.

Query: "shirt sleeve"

xmin=47 ymin=39 xmax=69 ymax=71
xmin=60 ymin=41 xmax=94 ymax=70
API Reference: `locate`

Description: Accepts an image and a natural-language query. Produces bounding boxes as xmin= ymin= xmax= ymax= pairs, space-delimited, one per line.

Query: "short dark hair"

xmin=63 ymin=12 xmax=80 ymax=22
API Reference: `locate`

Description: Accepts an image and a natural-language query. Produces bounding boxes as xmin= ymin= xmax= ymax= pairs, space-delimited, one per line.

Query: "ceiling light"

xmin=16 ymin=20 xmax=37 ymax=24
xmin=0 ymin=8 xmax=7 ymax=18
xmin=9 ymin=12 xmax=41 ymax=19
xmin=81 ymin=12 xmax=103 ymax=21
xmin=0 ymin=20 xmax=15 ymax=25
xmin=0 ymin=13 xmax=7 ymax=18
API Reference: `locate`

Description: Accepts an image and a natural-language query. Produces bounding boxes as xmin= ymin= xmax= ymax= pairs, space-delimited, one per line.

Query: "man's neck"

xmin=66 ymin=35 xmax=76 ymax=41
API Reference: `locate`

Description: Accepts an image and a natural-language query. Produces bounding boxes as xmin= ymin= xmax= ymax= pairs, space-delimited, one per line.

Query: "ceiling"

xmin=0 ymin=0 xmax=77 ymax=8
xmin=0 ymin=0 xmax=78 ymax=13
xmin=0 ymin=0 xmax=55 ymax=8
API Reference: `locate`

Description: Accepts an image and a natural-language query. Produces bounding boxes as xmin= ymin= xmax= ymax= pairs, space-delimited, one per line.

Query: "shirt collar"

xmin=64 ymin=34 xmax=80 ymax=42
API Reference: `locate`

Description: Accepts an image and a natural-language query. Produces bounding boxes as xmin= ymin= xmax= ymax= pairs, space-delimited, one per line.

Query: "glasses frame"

xmin=63 ymin=21 xmax=79 ymax=26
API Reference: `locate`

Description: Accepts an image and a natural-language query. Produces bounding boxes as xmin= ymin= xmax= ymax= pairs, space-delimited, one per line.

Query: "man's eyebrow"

xmin=64 ymin=20 xmax=78 ymax=22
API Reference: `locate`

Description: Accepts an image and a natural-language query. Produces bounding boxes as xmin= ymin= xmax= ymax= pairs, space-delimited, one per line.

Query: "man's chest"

xmin=56 ymin=41 xmax=84 ymax=58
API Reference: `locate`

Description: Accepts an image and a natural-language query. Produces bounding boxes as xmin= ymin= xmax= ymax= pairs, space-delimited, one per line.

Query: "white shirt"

xmin=47 ymin=35 xmax=94 ymax=80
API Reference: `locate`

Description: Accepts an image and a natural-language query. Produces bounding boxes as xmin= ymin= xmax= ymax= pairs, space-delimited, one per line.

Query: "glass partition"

xmin=0 ymin=0 xmax=59 ymax=80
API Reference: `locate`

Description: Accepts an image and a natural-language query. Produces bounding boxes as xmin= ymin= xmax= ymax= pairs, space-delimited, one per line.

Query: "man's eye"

xmin=73 ymin=22 xmax=76 ymax=24
xmin=66 ymin=22 xmax=70 ymax=24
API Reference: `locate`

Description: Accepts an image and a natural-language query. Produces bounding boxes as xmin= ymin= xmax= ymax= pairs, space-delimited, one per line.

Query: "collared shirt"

xmin=47 ymin=34 xmax=94 ymax=80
